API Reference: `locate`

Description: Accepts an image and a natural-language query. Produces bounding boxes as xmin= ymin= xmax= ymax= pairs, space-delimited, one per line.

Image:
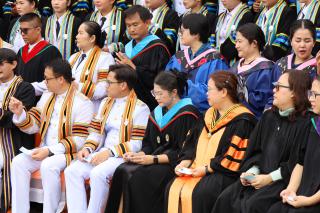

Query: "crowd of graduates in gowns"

xmin=212 ymin=71 xmax=313 ymax=213
xmin=2 ymin=0 xmax=320 ymax=211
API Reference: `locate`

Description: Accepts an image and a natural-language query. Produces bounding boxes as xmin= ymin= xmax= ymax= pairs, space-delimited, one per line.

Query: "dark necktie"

xmin=76 ymin=54 xmax=86 ymax=69
xmin=56 ymin=21 xmax=60 ymax=38
xmin=100 ymin=17 xmax=106 ymax=28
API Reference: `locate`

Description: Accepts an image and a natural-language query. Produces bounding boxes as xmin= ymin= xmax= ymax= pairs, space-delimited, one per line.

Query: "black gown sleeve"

xmin=279 ymin=115 xmax=311 ymax=181
xmin=141 ymin=118 xmax=154 ymax=155
xmin=0 ymin=81 xmax=35 ymax=128
xmin=220 ymin=11 xmax=254 ymax=62
xmin=71 ymin=16 xmax=82 ymax=53
xmin=238 ymin=111 xmax=266 ymax=172
xmin=162 ymin=9 xmax=179 ymax=55
xmin=270 ymin=6 xmax=297 ymax=61
xmin=133 ymin=43 xmax=171 ymax=110
xmin=163 ymin=111 xmax=200 ymax=166
xmin=210 ymin=116 xmax=257 ymax=175
xmin=312 ymin=9 xmax=320 ymax=56
xmin=177 ymin=118 xmax=204 ymax=162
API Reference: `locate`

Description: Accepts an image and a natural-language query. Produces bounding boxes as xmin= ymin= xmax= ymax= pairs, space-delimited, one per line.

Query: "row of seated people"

xmin=0 ymin=0 xmax=319 ymax=63
xmin=1 ymin=48 xmax=320 ymax=213
xmin=0 ymin=4 xmax=319 ymax=213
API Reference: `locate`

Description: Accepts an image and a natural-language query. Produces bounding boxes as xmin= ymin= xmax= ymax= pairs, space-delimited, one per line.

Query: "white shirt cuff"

xmin=12 ymin=110 xmax=27 ymax=124
xmin=246 ymin=165 xmax=260 ymax=175
xmin=269 ymin=167 xmax=282 ymax=181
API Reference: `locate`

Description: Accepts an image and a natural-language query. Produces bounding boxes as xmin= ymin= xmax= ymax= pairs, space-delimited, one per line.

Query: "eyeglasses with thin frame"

xmin=106 ymin=79 xmax=122 ymax=85
xmin=308 ymin=90 xmax=320 ymax=99
xmin=273 ymin=82 xmax=290 ymax=91
xmin=151 ymin=90 xmax=164 ymax=98
xmin=19 ymin=27 xmax=37 ymax=34
xmin=44 ymin=77 xmax=58 ymax=83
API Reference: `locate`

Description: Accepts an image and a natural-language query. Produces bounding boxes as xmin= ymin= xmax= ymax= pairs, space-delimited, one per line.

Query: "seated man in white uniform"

xmin=64 ymin=64 xmax=150 ymax=213
xmin=9 ymin=58 xmax=94 ymax=213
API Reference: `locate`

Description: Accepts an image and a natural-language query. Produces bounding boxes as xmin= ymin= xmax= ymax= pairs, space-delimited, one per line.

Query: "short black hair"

xmin=0 ymin=48 xmax=18 ymax=73
xmin=154 ymin=70 xmax=188 ymax=98
xmin=181 ymin=13 xmax=210 ymax=43
xmin=45 ymin=59 xmax=73 ymax=84
xmin=124 ymin=5 xmax=153 ymax=22
xmin=0 ymin=48 xmax=17 ymax=64
xmin=109 ymin=64 xmax=137 ymax=90
xmin=19 ymin=13 xmax=42 ymax=27
xmin=81 ymin=21 xmax=102 ymax=48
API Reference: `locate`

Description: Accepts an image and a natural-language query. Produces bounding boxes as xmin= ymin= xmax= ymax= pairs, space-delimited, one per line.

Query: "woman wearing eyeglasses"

xmin=7 ymin=0 xmax=39 ymax=52
xmin=273 ymin=20 xmax=317 ymax=80
xmin=266 ymin=77 xmax=320 ymax=212
xmin=212 ymin=70 xmax=313 ymax=213
xmin=230 ymin=23 xmax=276 ymax=118
xmin=165 ymin=71 xmax=256 ymax=213
xmin=106 ymin=71 xmax=200 ymax=213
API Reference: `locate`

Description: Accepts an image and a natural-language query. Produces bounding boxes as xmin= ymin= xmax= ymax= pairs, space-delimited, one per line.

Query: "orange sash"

xmin=167 ymin=104 xmax=251 ymax=213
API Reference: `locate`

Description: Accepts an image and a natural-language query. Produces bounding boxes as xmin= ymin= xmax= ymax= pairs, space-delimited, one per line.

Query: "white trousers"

xmin=11 ymin=153 xmax=66 ymax=213
xmin=65 ymin=157 xmax=124 ymax=213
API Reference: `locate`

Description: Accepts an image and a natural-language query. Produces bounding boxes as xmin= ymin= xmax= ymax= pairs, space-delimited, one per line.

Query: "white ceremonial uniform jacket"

xmin=13 ymin=87 xmax=94 ymax=164
xmin=84 ymin=91 xmax=150 ymax=157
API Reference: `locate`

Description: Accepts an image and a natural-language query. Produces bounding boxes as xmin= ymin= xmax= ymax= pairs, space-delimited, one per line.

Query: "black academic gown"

xmin=267 ymin=116 xmax=320 ymax=213
xmin=0 ymin=78 xmax=36 ymax=212
xmin=16 ymin=41 xmax=62 ymax=84
xmin=0 ymin=17 xmax=7 ymax=40
xmin=254 ymin=5 xmax=297 ymax=62
xmin=212 ymin=109 xmax=312 ymax=213
xmin=85 ymin=8 xmax=128 ymax=50
xmin=131 ymin=39 xmax=171 ymax=111
xmin=180 ymin=112 xmax=257 ymax=213
xmin=151 ymin=7 xmax=179 ymax=55
xmin=311 ymin=9 xmax=320 ymax=55
xmin=212 ymin=8 xmax=253 ymax=64
xmin=42 ymin=13 xmax=82 ymax=58
xmin=105 ymin=104 xmax=200 ymax=213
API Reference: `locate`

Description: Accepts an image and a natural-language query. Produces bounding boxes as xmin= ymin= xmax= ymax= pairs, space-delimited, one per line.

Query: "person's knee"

xmin=11 ymin=154 xmax=26 ymax=171
xmin=90 ymin=167 xmax=105 ymax=181
xmin=40 ymin=157 xmax=60 ymax=177
xmin=64 ymin=164 xmax=81 ymax=180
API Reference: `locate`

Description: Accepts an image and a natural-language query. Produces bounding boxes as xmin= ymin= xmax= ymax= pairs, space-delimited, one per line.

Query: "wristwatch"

xmin=153 ymin=155 xmax=159 ymax=164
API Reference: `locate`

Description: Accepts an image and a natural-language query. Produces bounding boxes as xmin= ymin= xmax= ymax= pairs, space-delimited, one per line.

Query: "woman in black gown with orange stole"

xmin=165 ymin=71 xmax=257 ymax=213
